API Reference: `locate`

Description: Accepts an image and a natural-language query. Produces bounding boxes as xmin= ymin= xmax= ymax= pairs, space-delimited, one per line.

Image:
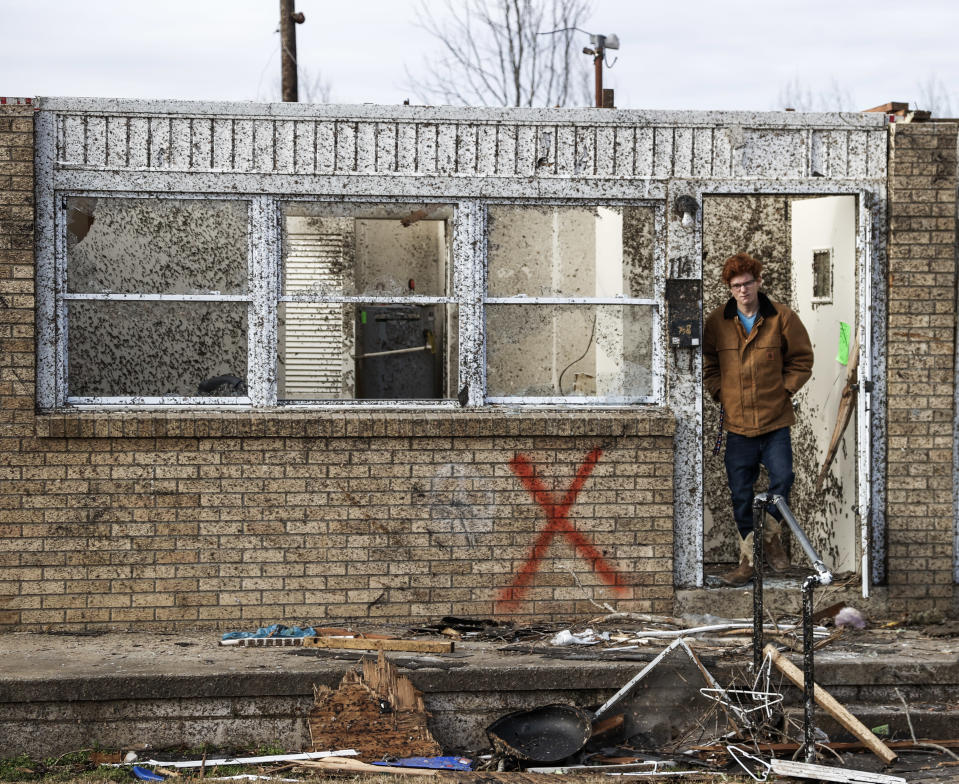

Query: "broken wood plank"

xmin=300 ymin=757 xmax=436 ymax=776
xmin=302 ymin=636 xmax=454 ymax=653
xmin=765 ymin=644 xmax=897 ymax=764
xmin=769 ymin=758 xmax=905 ymax=784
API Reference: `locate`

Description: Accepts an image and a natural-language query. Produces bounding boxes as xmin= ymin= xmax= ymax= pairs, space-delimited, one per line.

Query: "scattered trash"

xmin=221 ymin=624 xmax=317 ymax=641
xmin=124 ymin=751 xmax=139 ymax=763
xmin=371 ymin=756 xmax=472 ymax=771
xmin=549 ymin=628 xmax=609 ymax=646
xmin=486 ymin=704 xmax=592 ymax=763
xmin=309 ymin=650 xmax=443 ymax=761
xmin=302 ymin=637 xmax=453 ymax=654
xmin=835 ymin=607 xmax=867 ymax=629
xmin=299 ymin=757 xmax=436 ymax=777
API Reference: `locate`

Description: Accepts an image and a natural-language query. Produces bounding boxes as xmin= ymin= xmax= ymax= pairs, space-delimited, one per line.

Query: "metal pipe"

xmin=750 ymin=492 xmax=831 ymax=763
xmin=751 ymin=495 xmax=767 ymax=674
xmin=802 ymin=575 xmax=818 ymax=763
xmin=754 ymin=492 xmax=833 ymax=585
xmin=356 ymin=344 xmax=430 ymax=359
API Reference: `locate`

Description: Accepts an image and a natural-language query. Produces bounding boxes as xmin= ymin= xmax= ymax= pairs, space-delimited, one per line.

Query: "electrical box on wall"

xmin=665 ymin=278 xmax=702 ymax=347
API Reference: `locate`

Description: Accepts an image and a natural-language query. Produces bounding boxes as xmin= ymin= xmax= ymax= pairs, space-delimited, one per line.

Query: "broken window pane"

xmin=282 ymin=203 xmax=451 ymax=297
xmin=487 ymin=205 xmax=656 ymax=298
xmin=486 ymin=304 xmax=653 ymax=399
xmin=279 ymin=203 xmax=456 ymax=401
xmin=68 ymin=301 xmax=248 ymax=397
xmin=66 ymin=197 xmax=248 ymax=294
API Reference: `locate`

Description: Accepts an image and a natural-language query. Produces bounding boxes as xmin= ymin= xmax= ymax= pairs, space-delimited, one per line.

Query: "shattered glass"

xmin=282 ymin=203 xmax=452 ymax=297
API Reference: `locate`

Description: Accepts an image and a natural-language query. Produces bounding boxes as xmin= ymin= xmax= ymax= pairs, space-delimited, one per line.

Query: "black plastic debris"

xmin=486 ymin=704 xmax=592 ymax=763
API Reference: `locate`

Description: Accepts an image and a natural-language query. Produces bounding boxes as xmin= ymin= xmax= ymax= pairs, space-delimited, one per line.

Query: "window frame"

xmin=44 ymin=193 xmax=665 ymax=409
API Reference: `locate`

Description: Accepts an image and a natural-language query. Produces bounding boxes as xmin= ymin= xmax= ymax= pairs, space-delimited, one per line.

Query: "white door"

xmin=791 ymin=196 xmax=859 ymax=575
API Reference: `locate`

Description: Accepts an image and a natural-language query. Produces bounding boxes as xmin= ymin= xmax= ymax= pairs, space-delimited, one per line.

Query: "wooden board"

xmin=770 ymin=759 xmax=906 ymax=784
xmin=303 ymin=636 xmax=454 ymax=653
xmin=300 ymin=757 xmax=436 ymax=777
xmin=765 ymin=644 xmax=897 ymax=764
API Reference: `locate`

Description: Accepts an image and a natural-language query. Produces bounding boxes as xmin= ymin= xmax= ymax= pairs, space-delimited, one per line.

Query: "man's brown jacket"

xmin=702 ymin=292 xmax=813 ymax=437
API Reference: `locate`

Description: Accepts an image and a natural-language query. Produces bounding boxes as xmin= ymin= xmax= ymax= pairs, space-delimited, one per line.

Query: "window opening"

xmin=279 ymin=203 xmax=456 ymax=401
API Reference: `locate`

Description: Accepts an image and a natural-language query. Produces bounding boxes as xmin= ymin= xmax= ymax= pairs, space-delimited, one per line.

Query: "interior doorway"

xmin=702 ymin=194 xmax=861 ymax=578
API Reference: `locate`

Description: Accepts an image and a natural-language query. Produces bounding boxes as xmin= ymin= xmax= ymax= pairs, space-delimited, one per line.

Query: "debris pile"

xmin=308 ymin=650 xmax=443 ymax=761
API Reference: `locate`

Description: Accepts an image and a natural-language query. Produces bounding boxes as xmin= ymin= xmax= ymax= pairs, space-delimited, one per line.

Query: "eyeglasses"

xmin=730 ymin=280 xmax=757 ymax=291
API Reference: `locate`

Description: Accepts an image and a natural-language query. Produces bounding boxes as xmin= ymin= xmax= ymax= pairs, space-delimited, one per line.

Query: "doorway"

xmin=702 ymin=194 xmax=860 ymax=578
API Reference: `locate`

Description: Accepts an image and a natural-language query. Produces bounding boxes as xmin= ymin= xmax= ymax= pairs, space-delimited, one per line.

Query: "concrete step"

xmin=1 ymin=629 xmax=957 ymax=758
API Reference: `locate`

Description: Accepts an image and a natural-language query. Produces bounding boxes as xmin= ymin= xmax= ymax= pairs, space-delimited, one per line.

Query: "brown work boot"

xmin=720 ymin=532 xmax=754 ymax=587
xmin=763 ymin=515 xmax=790 ymax=573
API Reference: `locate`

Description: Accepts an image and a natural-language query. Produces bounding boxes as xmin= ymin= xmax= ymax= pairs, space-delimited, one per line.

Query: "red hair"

xmin=721 ymin=253 xmax=763 ymax=285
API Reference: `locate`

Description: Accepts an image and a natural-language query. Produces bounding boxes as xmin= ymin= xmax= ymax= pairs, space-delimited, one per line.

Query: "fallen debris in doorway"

xmin=765 ymin=643 xmax=898 ymax=764
xmin=309 ymin=649 xmax=443 ymax=761
xmin=486 ymin=704 xmax=593 ymax=763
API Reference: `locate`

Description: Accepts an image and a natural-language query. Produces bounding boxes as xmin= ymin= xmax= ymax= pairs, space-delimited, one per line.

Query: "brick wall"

xmin=1 ymin=412 xmax=675 ymax=630
xmin=885 ymin=121 xmax=958 ymax=612
xmin=0 ymin=102 xmax=676 ymax=630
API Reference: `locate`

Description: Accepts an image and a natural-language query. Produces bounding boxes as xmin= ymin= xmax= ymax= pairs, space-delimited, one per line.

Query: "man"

xmin=703 ymin=252 xmax=814 ymax=586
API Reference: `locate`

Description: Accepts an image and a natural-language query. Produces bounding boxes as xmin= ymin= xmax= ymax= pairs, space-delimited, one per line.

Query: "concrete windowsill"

xmin=34 ymin=407 xmax=676 ymax=439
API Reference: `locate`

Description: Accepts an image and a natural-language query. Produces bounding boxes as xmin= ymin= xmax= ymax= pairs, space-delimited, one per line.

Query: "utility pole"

xmin=583 ymin=33 xmax=619 ymax=108
xmin=280 ymin=0 xmax=306 ymax=102
xmin=592 ymin=35 xmax=605 ymax=108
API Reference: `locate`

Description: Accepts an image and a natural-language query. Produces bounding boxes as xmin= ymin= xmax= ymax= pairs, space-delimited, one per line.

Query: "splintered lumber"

xmin=302 ymin=636 xmax=454 ymax=653
xmin=764 ymin=644 xmax=897 ymax=764
xmin=309 ymin=650 xmax=443 ymax=761
xmin=769 ymin=759 xmax=906 ymax=784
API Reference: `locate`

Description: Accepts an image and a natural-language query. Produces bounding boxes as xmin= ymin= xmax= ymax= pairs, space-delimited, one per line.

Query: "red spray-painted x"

xmin=498 ymin=447 xmax=628 ymax=609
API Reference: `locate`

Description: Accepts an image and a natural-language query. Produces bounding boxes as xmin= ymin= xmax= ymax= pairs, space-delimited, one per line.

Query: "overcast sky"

xmin=2 ymin=0 xmax=956 ymax=115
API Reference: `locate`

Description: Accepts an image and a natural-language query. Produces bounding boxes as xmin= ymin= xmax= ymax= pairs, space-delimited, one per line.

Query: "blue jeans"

xmin=723 ymin=427 xmax=794 ymax=540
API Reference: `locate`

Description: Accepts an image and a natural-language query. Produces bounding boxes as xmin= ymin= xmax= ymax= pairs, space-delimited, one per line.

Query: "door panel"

xmin=790 ymin=195 xmax=858 ymax=574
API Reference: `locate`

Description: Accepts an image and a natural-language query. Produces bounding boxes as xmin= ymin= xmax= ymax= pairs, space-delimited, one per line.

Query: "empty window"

xmin=279 ymin=203 xmax=456 ymax=401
